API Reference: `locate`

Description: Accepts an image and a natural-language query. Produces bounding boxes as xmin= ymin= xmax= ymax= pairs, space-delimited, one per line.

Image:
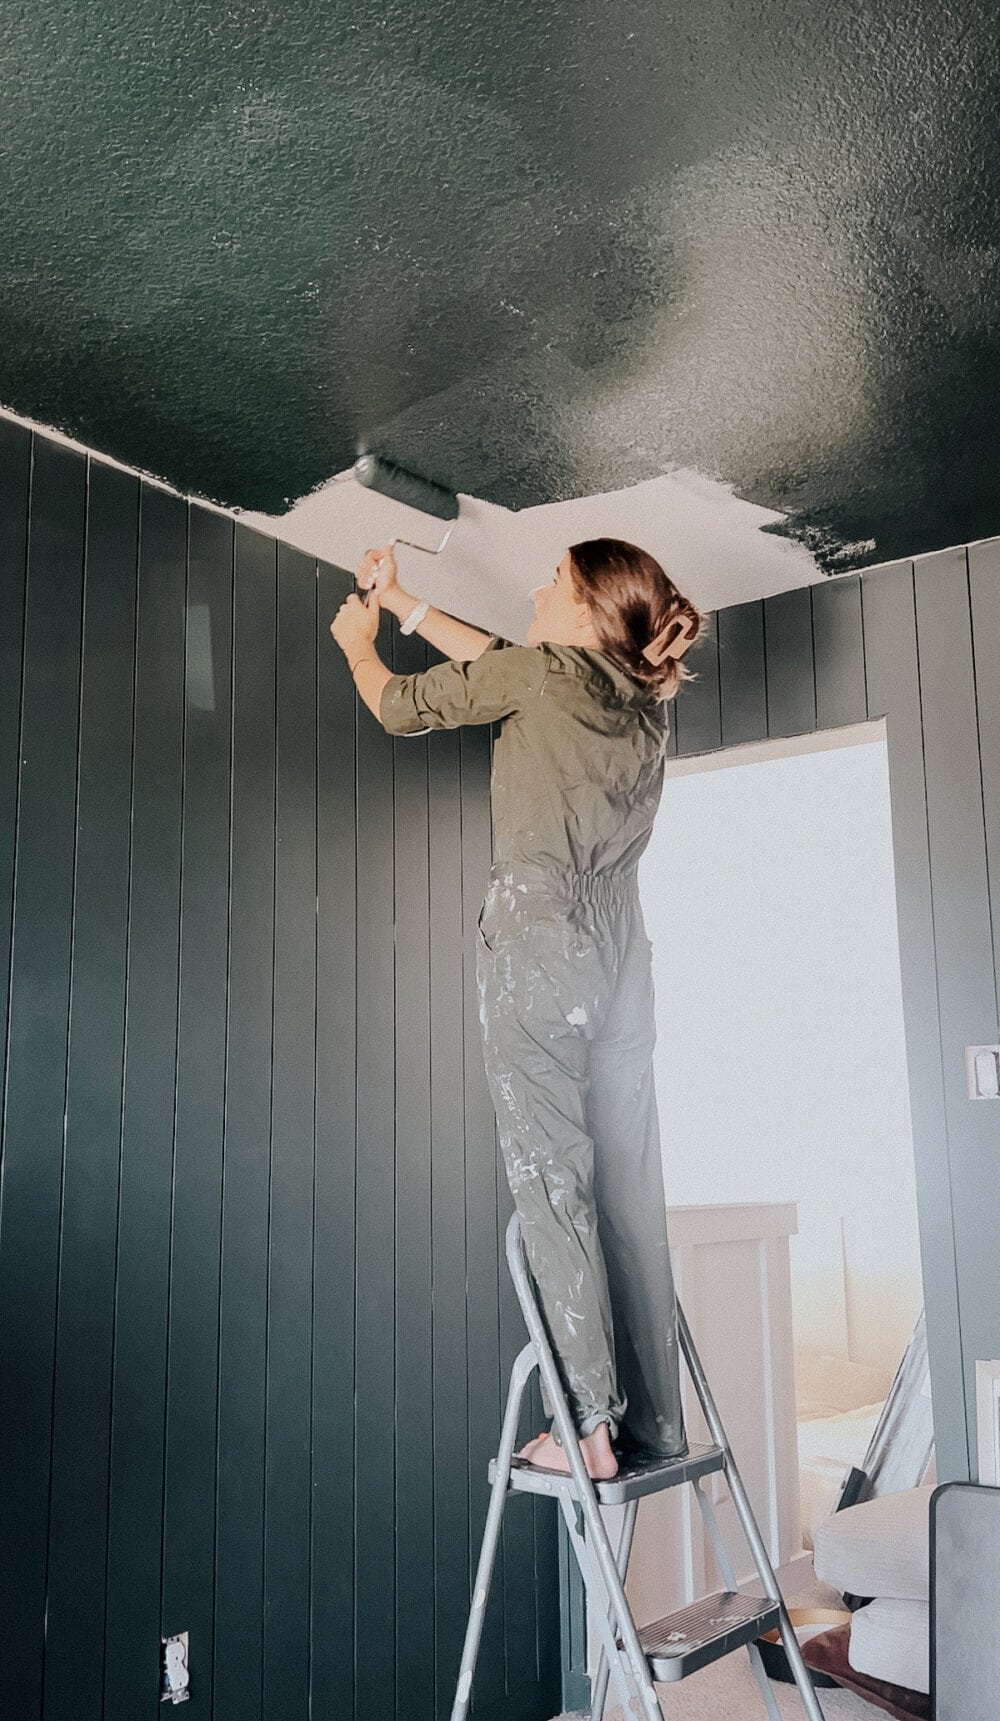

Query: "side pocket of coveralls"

xmin=477 ymin=886 xmax=509 ymax=954
xmin=476 ymin=900 xmax=496 ymax=953
xmin=477 ymin=875 xmax=515 ymax=955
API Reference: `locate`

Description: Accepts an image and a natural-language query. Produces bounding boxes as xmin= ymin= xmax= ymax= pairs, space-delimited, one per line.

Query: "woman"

xmin=330 ymin=537 xmax=706 ymax=1480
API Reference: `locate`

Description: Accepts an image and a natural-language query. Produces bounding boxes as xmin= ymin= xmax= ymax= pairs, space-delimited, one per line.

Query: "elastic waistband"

xmin=488 ymin=864 xmax=639 ymax=905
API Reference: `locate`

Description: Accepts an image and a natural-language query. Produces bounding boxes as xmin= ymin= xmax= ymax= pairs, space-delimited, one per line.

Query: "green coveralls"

xmin=381 ymin=636 xmax=687 ymax=1458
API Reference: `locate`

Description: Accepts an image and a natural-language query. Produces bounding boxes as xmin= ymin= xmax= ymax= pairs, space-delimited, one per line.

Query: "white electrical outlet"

xmin=161 ymin=1631 xmax=190 ymax=1705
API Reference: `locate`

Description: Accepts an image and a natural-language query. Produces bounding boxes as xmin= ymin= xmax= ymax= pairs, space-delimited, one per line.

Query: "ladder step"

xmin=492 ymin=1440 xmax=725 ymax=1503
xmin=638 ymin=1589 xmax=781 ymax=1682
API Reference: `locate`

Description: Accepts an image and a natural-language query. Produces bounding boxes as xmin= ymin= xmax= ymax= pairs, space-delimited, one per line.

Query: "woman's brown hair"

xmin=567 ymin=538 xmax=707 ymax=700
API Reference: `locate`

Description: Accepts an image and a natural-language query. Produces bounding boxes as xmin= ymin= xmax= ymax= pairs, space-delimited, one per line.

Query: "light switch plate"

xmin=965 ymin=1046 xmax=1000 ymax=1099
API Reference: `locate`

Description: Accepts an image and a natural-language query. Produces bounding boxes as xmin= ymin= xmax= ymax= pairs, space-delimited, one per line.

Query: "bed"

xmin=794 ymin=1349 xmax=892 ymax=1548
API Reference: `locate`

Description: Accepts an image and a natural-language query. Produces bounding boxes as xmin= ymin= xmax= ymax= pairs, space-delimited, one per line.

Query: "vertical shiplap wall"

xmin=0 ymin=419 xmax=559 ymax=1721
xmin=664 ymin=543 xmax=1000 ymax=1483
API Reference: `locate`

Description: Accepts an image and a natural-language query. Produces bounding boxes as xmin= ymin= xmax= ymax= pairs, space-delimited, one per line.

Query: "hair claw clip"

xmin=642 ymin=613 xmax=698 ymax=665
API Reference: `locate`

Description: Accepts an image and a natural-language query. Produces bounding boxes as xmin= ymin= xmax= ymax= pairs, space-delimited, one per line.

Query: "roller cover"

xmin=353 ymin=454 xmax=459 ymax=520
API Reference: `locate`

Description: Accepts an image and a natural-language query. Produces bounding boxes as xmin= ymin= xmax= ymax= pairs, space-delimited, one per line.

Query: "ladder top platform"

xmin=491 ymin=1439 xmax=725 ymax=1504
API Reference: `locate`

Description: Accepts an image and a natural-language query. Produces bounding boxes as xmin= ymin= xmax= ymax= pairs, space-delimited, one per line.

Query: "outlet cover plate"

xmin=161 ymin=1631 xmax=190 ymax=1705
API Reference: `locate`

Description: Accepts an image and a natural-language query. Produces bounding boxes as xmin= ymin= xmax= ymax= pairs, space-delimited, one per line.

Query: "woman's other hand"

xmin=355 ymin=542 xmax=402 ymax=609
xmin=330 ymin=591 xmax=380 ymax=660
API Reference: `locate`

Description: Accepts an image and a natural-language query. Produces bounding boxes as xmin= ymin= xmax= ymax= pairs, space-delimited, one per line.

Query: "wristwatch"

xmin=400 ymin=598 xmax=430 ymax=636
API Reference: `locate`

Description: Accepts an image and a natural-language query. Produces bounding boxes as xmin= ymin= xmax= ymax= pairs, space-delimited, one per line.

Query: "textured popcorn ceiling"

xmin=2 ymin=0 xmax=999 ymax=579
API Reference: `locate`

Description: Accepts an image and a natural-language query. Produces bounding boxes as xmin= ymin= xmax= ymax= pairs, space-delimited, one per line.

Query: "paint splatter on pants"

xmin=476 ymin=868 xmax=687 ymax=1457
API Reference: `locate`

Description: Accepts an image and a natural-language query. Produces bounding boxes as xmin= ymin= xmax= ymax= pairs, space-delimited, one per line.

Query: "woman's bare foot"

xmin=517 ymin=1422 xmax=618 ymax=1480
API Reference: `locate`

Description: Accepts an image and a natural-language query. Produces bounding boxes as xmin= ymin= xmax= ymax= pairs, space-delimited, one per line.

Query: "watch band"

xmin=400 ymin=598 xmax=430 ymax=636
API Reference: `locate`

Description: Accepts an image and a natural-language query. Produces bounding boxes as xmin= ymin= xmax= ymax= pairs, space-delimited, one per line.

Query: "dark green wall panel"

xmin=674 ymin=623 xmax=721 ymax=757
xmin=391 ymin=629 xmax=435 ymax=1721
xmin=811 ymin=573 xmax=867 ymax=729
xmin=0 ymin=437 xmax=85 ymax=1714
xmin=718 ymin=600 xmax=767 ymax=747
xmin=352 ymin=598 xmax=397 ymax=1721
xmin=428 ymin=728 xmax=473 ymax=1713
xmin=0 ymin=418 xmax=31 ymax=1069
xmin=43 ymin=462 xmax=139 ymax=1721
xmin=263 ymin=543 xmax=318 ymax=1717
xmin=4 ymin=410 xmax=997 ymax=1720
xmin=311 ymin=555 xmax=358 ymax=1717
xmin=213 ymin=525 xmax=276 ymax=1720
xmin=461 ymin=724 xmax=507 ymax=1708
xmin=0 ymin=420 xmax=558 ymax=1721
xmin=161 ymin=508 xmax=234 ymax=1706
xmin=104 ymin=481 xmax=188 ymax=1721
xmin=763 ymin=585 xmax=815 ymax=738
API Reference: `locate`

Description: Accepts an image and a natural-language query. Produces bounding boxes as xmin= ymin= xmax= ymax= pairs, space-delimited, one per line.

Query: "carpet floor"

xmin=551 ymin=1562 xmax=890 ymax=1721
xmin=555 ymin=1655 xmax=884 ymax=1720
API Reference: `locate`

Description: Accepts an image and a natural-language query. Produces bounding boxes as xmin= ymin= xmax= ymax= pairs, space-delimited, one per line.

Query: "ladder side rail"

xmin=691 ymin=1481 xmax=783 ymax=1721
xmin=677 ymin=1301 xmax=827 ymax=1721
xmin=691 ymin=1473 xmax=740 ymax=1590
xmin=505 ymin=1216 xmax=662 ymax=1721
xmin=589 ymin=1498 xmax=639 ymax=1721
xmin=745 ymin=1637 xmax=787 ymax=1721
xmin=450 ymin=1343 xmax=537 ymax=1721
xmin=558 ymin=1497 xmax=642 ymax=1721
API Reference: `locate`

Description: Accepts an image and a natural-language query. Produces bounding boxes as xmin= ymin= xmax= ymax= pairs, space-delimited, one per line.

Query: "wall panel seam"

xmin=159 ymin=497 xmax=192 ymax=1656
xmin=261 ymin=534 xmax=280 ymax=1702
xmin=0 ymin=430 xmax=34 ymax=1182
xmin=351 ymin=664 xmax=361 ymax=1706
xmin=859 ymin=573 xmax=871 ymax=720
xmin=209 ymin=518 xmax=238 ymax=1714
xmin=40 ymin=448 xmax=90 ymax=1716
xmin=308 ymin=554 xmax=320 ymax=1708
xmin=100 ymin=472 xmax=142 ymax=1719
xmin=965 ymin=548 xmax=1000 ymax=1030
xmin=808 ymin=586 xmax=819 ymax=732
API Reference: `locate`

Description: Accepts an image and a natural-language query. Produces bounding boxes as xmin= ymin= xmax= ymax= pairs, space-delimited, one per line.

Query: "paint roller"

xmin=352 ymin=454 xmax=458 ymax=605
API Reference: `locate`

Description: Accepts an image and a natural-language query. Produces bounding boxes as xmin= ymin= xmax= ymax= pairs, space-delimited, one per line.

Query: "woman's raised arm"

xmin=357 ymin=543 xmax=493 ymax=661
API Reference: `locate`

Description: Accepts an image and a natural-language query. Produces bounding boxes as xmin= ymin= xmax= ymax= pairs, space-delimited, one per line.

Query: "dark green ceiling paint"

xmin=2 ymin=0 xmax=999 ymax=565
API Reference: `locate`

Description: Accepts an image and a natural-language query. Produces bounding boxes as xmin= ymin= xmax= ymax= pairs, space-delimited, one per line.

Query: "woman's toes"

xmin=518 ymin=1433 xmax=568 ymax=1471
xmin=516 ymin=1427 xmax=619 ymax=1480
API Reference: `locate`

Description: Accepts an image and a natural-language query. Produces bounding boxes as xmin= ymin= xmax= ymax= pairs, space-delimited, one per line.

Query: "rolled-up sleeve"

xmin=379 ymin=636 xmax=544 ymax=734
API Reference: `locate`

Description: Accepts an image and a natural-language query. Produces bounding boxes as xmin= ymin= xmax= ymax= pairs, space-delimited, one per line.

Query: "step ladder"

xmin=451 ymin=1214 xmax=827 ymax=1721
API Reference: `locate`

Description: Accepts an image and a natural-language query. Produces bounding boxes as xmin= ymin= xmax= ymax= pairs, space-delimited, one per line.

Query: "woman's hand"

xmin=330 ymin=591 xmax=393 ymax=722
xmin=330 ymin=591 xmax=381 ymax=661
xmin=355 ymin=542 xmax=402 ymax=609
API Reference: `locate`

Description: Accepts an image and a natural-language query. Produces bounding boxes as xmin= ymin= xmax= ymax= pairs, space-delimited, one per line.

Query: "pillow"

xmin=812 ymin=1486 xmax=932 ymax=1601
xmin=803 ymin=1622 xmax=929 ymax=1720
xmin=849 ymin=1597 xmax=929 ymax=1695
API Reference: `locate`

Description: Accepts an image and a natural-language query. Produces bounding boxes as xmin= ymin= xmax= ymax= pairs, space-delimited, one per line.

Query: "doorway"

xmin=639 ymin=719 xmax=926 ymax=1551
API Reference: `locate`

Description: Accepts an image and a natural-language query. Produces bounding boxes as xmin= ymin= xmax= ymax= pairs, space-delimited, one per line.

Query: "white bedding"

xmin=797 ymin=1402 xmax=883 ymax=1549
xmin=849 ymin=1596 xmax=930 ymax=1694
